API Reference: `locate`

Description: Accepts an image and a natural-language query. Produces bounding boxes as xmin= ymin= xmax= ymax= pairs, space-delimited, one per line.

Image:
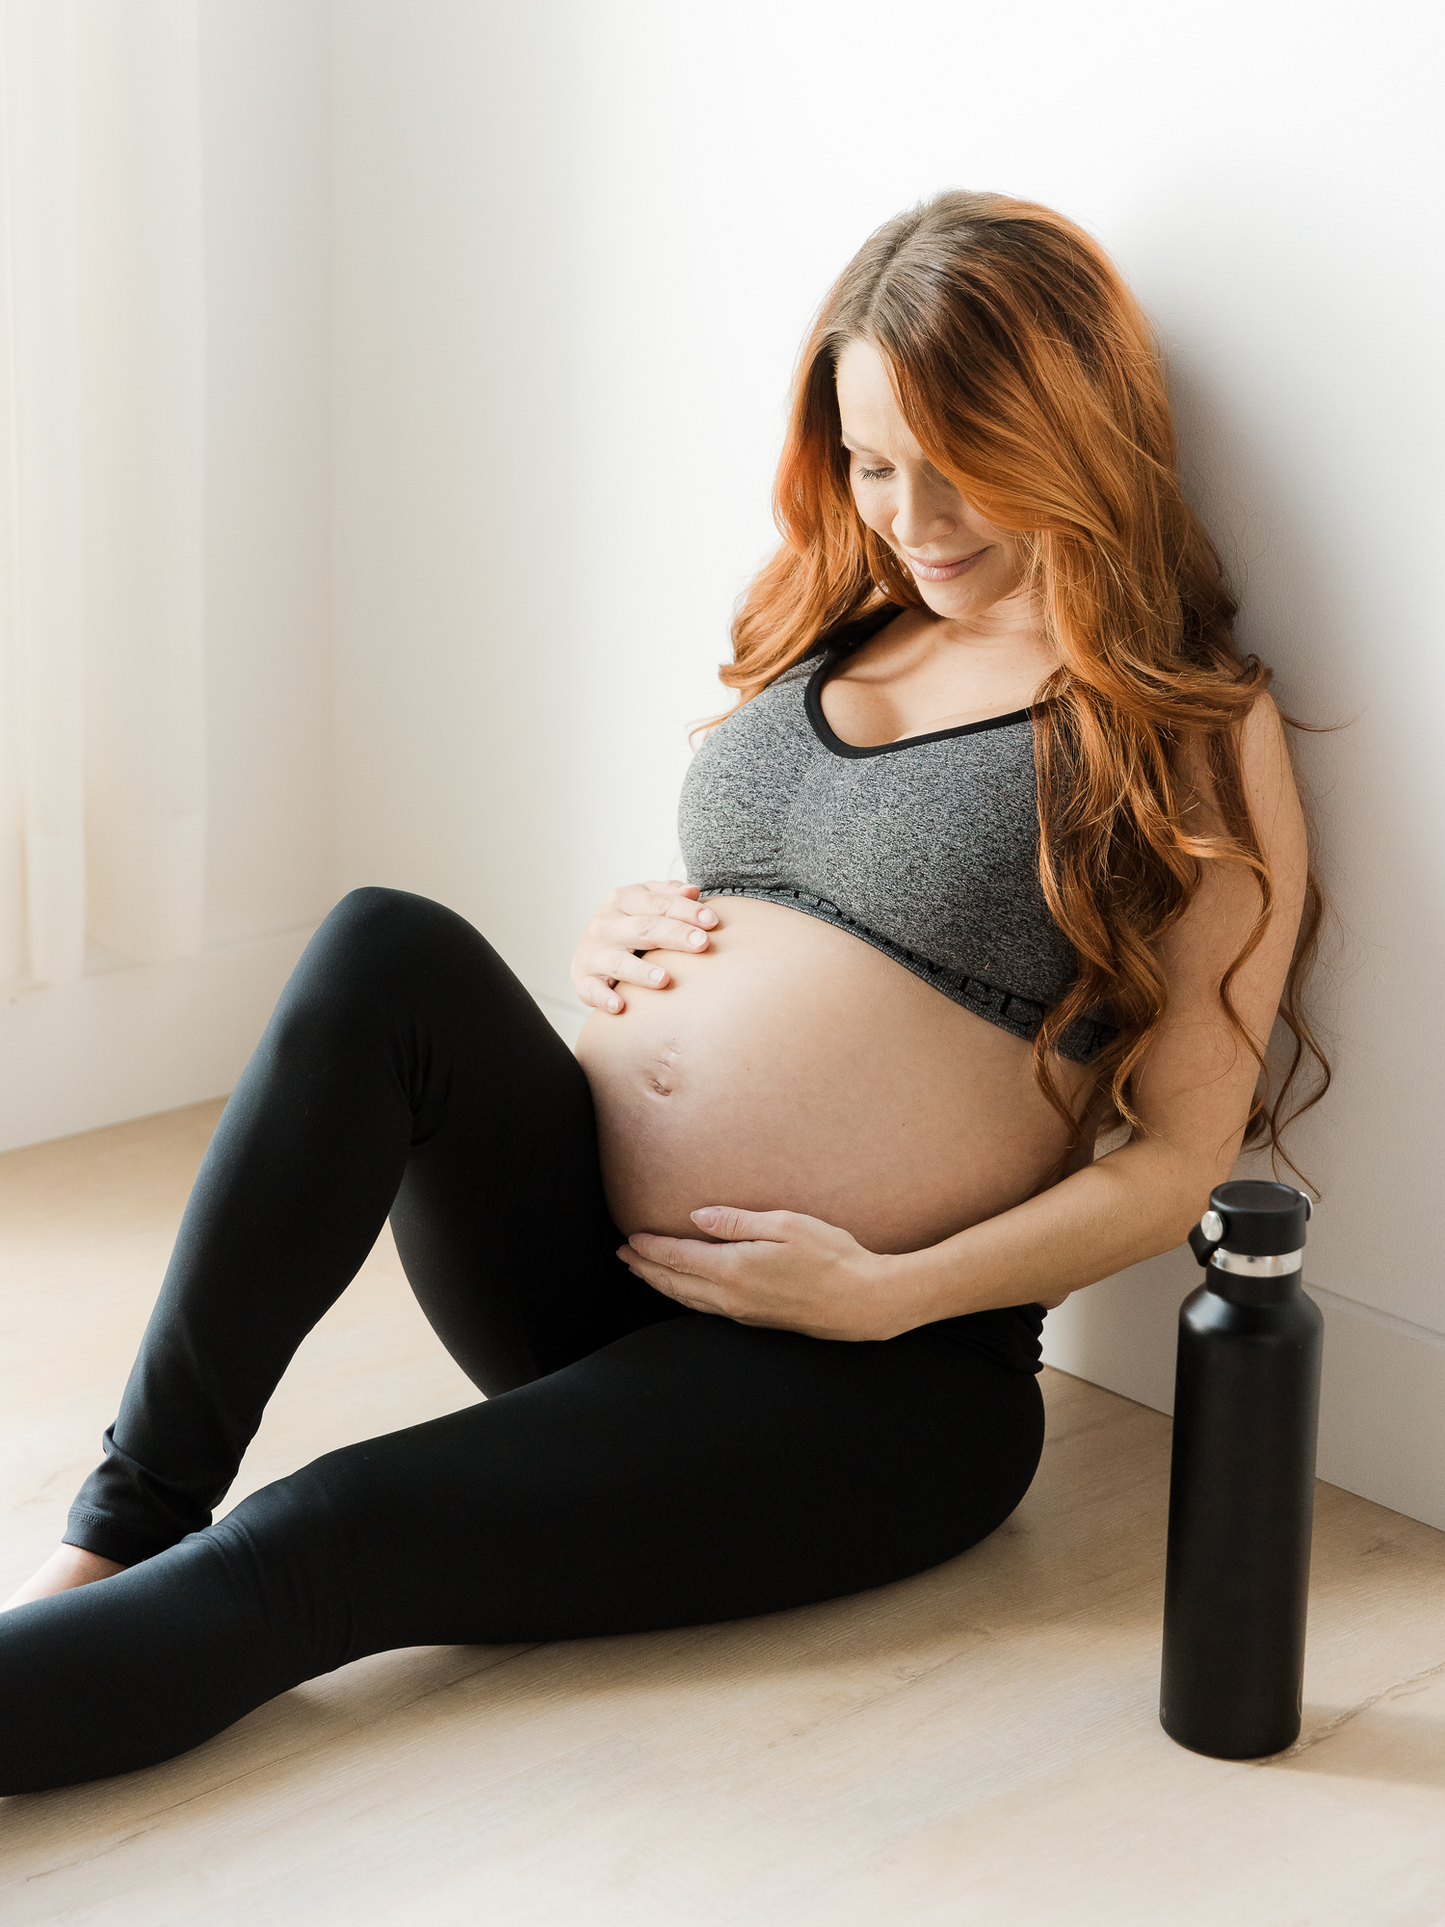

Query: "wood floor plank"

xmin=2 ymin=1103 xmax=1442 ymax=1924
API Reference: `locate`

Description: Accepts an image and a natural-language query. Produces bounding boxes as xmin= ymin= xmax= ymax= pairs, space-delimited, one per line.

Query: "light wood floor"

xmin=1 ymin=1105 xmax=1443 ymax=1925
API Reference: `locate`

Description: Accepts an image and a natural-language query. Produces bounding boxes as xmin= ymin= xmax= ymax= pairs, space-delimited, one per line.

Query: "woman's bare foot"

xmin=3 ymin=1544 xmax=127 ymax=1609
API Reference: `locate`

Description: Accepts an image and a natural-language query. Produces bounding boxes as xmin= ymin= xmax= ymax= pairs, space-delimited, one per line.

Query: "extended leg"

xmin=0 ymin=1315 xmax=1045 ymax=1792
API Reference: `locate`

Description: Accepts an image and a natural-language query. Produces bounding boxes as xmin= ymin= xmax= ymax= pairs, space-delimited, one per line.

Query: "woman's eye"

xmin=856 ymin=464 xmax=892 ymax=482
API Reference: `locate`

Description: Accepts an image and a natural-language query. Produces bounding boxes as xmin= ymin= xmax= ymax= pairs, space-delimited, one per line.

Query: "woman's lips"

xmin=906 ymin=547 xmax=987 ymax=582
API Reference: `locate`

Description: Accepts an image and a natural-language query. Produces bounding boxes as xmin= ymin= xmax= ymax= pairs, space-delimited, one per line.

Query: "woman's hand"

xmin=571 ymin=880 xmax=719 ymax=1014
xmin=618 ymin=1207 xmax=909 ymax=1342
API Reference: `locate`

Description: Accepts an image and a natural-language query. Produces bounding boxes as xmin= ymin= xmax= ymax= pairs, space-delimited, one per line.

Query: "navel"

xmin=643 ymin=1038 xmax=684 ymax=1098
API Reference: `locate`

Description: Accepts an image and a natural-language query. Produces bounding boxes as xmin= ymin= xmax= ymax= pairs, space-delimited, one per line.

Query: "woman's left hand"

xmin=618 ymin=1207 xmax=909 ymax=1342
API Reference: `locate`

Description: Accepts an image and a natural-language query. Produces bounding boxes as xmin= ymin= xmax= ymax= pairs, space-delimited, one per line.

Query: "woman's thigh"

xmin=0 ymin=1317 xmax=1042 ymax=1790
xmin=344 ymin=1316 xmax=1045 ymax=1647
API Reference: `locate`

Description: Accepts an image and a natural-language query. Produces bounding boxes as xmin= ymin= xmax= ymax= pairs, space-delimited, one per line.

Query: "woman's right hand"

xmin=571 ymin=880 xmax=720 ymax=1014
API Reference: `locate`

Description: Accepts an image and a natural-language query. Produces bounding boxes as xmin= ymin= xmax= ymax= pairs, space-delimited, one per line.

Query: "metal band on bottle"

xmin=1208 ymin=1247 xmax=1303 ymax=1277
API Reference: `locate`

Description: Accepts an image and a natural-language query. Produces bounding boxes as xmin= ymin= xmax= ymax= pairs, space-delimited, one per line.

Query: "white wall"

xmin=331 ymin=0 xmax=1445 ymax=1526
xmin=0 ymin=0 xmax=333 ymax=1150
xmin=201 ymin=0 xmax=333 ymax=951
xmin=330 ymin=0 xmax=584 ymax=1016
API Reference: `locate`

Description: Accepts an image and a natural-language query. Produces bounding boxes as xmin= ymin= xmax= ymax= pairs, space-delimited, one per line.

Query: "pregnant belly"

xmin=574 ymin=896 xmax=1096 ymax=1255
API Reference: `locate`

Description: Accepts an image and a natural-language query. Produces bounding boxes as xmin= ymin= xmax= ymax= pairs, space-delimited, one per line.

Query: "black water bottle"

xmin=1159 ymin=1179 xmax=1323 ymax=1759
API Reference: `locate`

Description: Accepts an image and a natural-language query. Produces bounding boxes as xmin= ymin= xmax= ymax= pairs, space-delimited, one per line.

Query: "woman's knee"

xmin=274 ymin=889 xmax=492 ymax=1035
xmin=317 ymin=886 xmax=476 ymax=972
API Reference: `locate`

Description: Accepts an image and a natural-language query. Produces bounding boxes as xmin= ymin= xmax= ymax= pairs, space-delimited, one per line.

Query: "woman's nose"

xmin=891 ymin=478 xmax=957 ymax=551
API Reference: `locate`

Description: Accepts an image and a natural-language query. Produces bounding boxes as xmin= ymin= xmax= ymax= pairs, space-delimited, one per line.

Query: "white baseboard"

xmin=1042 ymin=1249 xmax=1445 ymax=1532
xmin=0 ymin=925 xmax=316 ymax=1154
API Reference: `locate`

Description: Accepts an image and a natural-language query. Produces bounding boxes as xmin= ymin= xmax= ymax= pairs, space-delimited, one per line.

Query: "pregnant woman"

xmin=1 ymin=191 xmax=1324 ymax=1792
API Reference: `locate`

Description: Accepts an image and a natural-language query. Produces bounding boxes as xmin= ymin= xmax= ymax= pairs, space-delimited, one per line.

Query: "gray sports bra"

xmin=678 ymin=607 xmax=1115 ymax=1064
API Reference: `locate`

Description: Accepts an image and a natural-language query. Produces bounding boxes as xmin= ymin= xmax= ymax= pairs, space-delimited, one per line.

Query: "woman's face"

xmin=835 ymin=336 xmax=1028 ymax=623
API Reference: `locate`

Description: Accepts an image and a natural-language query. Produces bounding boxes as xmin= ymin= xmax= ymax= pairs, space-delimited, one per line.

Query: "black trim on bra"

xmin=805 ymin=652 xmax=1033 ymax=761
xmin=802 ymin=608 xmax=1033 ymax=760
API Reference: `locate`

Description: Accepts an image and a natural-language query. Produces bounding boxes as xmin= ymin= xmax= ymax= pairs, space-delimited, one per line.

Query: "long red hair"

xmin=726 ymin=190 xmax=1328 ymax=1165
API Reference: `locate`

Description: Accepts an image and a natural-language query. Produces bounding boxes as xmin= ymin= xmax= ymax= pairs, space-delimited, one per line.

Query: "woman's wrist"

xmin=873 ymin=1244 xmax=968 ymax=1336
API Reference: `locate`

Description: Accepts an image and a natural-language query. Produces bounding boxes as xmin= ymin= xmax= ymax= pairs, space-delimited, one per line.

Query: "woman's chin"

xmin=914 ymin=575 xmax=998 ymax=620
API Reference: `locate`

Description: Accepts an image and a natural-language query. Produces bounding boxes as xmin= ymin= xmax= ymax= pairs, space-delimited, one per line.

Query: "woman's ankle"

xmin=2 ymin=1543 xmax=127 ymax=1610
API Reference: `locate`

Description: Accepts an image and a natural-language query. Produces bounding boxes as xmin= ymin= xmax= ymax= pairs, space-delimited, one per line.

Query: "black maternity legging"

xmin=0 ymin=889 xmax=1045 ymax=1794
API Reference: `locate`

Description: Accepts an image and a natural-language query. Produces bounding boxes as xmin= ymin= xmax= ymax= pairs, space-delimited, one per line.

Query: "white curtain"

xmin=0 ymin=0 xmax=205 ymax=987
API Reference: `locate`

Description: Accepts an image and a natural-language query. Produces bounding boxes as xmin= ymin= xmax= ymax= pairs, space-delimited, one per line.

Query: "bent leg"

xmin=65 ymin=888 xmax=666 ymax=1569
xmin=1 ymin=1318 xmax=1043 ymax=1792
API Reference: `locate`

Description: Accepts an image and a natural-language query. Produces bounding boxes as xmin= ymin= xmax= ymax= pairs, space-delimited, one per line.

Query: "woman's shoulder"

xmin=1174 ymin=687 xmax=1294 ymax=830
xmin=762 ymin=602 xmax=905 ymax=693
xmin=818 ymin=600 xmax=904 ymax=660
xmin=1234 ymin=689 xmax=1300 ymax=842
xmin=698 ymin=603 xmax=907 ymax=745
xmin=768 ymin=651 xmax=826 ymax=691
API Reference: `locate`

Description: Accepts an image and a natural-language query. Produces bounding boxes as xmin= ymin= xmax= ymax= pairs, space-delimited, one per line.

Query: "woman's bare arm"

xmin=905 ymin=691 xmax=1307 ymax=1313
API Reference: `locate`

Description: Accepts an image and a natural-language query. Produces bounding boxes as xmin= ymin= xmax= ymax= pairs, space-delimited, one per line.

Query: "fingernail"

xmin=607 ymin=995 xmax=621 ymax=1012
xmin=649 ymin=967 xmax=666 ymax=983
xmin=698 ymin=909 xmax=718 ymax=927
xmin=688 ymin=930 xmax=707 ymax=947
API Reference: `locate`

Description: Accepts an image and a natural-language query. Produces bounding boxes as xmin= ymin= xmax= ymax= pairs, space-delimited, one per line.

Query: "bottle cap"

xmin=1187 ymin=1179 xmax=1311 ymax=1265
